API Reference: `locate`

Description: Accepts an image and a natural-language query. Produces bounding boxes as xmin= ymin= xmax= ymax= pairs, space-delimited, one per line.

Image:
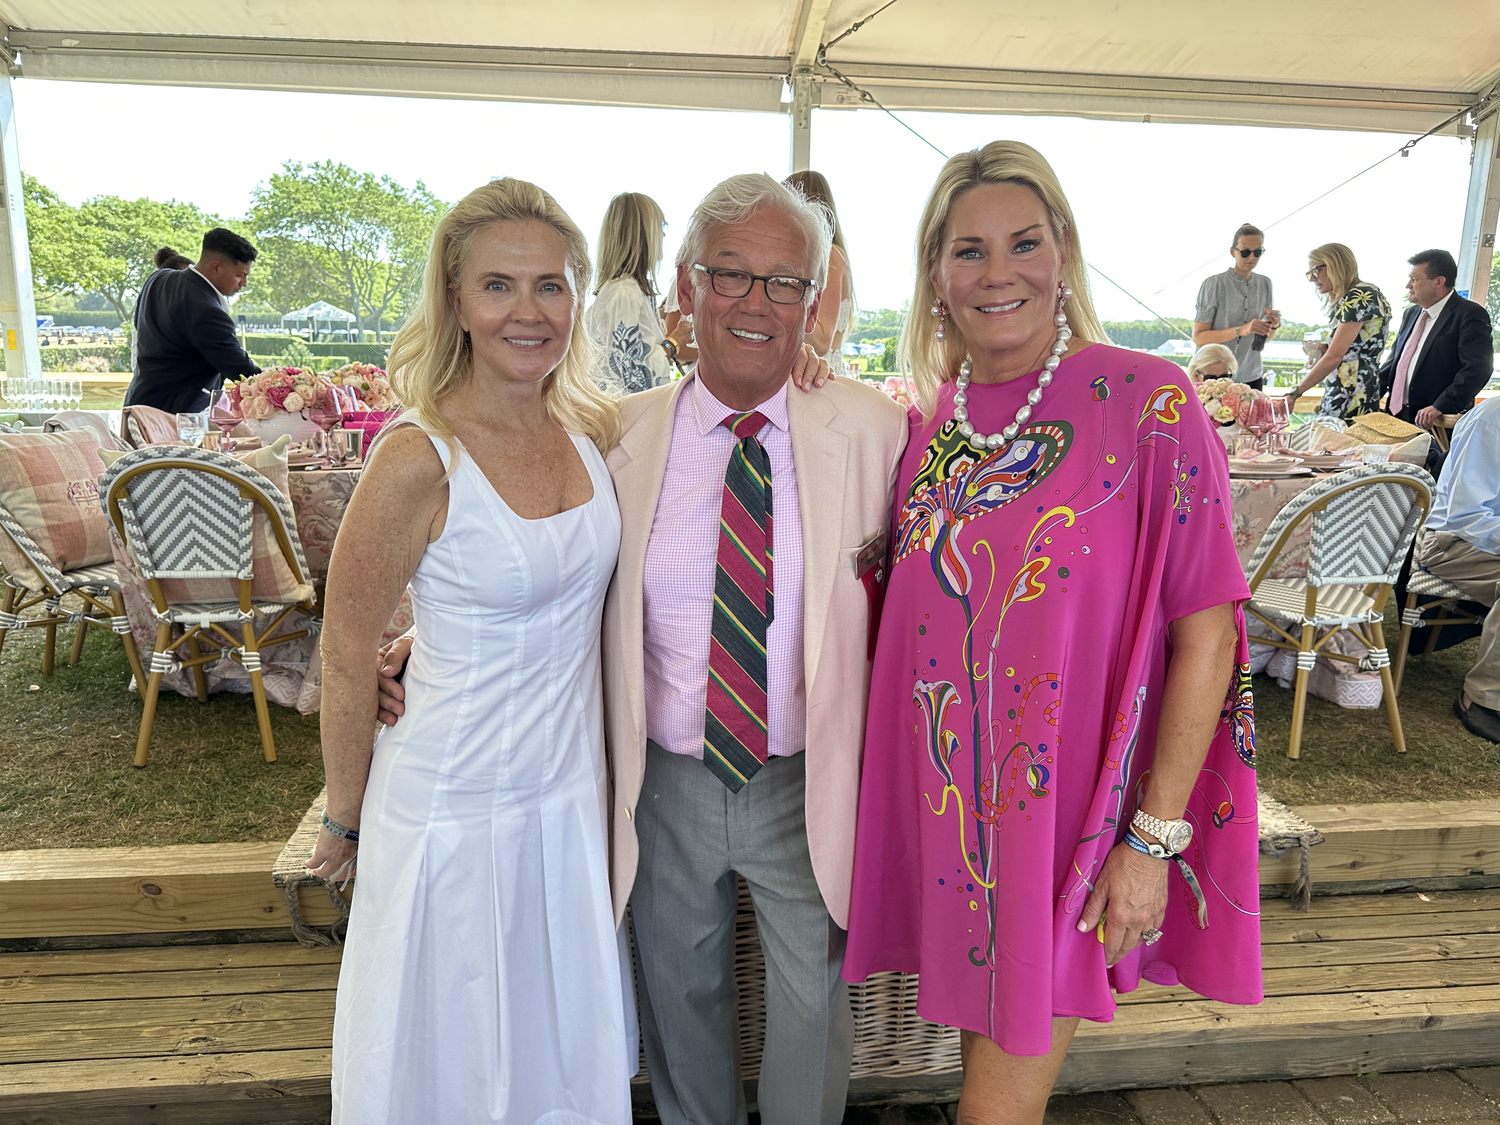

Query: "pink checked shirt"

xmin=642 ymin=374 xmax=806 ymax=759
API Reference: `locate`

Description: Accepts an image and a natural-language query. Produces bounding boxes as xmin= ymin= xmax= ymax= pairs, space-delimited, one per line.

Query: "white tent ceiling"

xmin=1 ymin=0 xmax=1497 ymax=135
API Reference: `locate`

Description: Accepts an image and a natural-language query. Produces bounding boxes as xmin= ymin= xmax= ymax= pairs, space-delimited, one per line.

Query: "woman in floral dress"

xmin=1284 ymin=243 xmax=1390 ymax=420
xmin=842 ymin=142 xmax=1262 ymax=1125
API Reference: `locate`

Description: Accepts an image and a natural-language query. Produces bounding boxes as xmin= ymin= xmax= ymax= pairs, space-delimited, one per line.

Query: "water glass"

xmin=1361 ymin=444 xmax=1392 ymax=464
xmin=175 ymin=410 xmax=208 ymax=447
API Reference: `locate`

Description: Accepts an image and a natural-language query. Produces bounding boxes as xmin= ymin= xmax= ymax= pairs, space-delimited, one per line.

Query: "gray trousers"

xmin=1416 ymin=530 xmax=1500 ymax=709
xmin=630 ymin=742 xmax=854 ymax=1125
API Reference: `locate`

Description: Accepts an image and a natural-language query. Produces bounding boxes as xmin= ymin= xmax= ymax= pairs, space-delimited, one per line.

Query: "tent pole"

xmin=789 ymin=71 xmax=812 ymax=174
xmin=1457 ymin=109 xmax=1500 ymax=306
xmin=0 ymin=75 xmax=39 ymax=382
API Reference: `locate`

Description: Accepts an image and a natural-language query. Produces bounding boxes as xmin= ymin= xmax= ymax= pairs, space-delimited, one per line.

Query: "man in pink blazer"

xmin=605 ymin=175 xmax=905 ymax=1125
xmin=379 ymin=173 xmax=905 ymax=1125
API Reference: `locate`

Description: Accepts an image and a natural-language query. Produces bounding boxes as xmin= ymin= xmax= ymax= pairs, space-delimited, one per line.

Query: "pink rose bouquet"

xmin=1193 ymin=377 xmax=1266 ymax=427
xmin=328 ymin=363 xmax=398 ymax=411
xmin=225 ymin=367 xmax=337 ymax=421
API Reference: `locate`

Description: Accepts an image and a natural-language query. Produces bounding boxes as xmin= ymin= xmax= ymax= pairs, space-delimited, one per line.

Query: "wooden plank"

xmin=0 ymin=1017 xmax=332 ymax=1066
xmin=0 ymin=991 xmax=332 ymax=1037
xmin=1259 ymin=909 xmax=1500 ymax=943
xmin=1126 ymin=956 xmax=1500 ymax=1004
xmin=0 ymin=1097 xmax=333 ymax=1125
xmin=0 ymin=845 xmax=285 ymax=881
xmin=0 ymin=1047 xmax=330 ymax=1111
xmin=1260 ymin=800 xmax=1499 ymax=887
xmin=1259 ymin=932 xmax=1500 ymax=969
xmin=0 ymin=943 xmax=341 ymax=981
xmin=0 ymin=963 xmax=340 ymax=1004
xmin=1258 ymin=888 xmax=1500 ymax=920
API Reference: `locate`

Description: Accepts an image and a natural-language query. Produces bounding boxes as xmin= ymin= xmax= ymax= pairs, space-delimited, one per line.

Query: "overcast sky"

xmin=12 ymin=78 xmax=1476 ymax=326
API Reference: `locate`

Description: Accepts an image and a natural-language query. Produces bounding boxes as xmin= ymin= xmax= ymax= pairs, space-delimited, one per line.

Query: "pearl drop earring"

xmin=931 ymin=300 xmax=947 ymax=343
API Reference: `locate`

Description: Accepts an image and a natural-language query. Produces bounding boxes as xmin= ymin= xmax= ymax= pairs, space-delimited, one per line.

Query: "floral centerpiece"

xmin=1194 ymin=377 xmax=1266 ymax=427
xmin=224 ymin=367 xmax=338 ymax=443
xmin=328 ymin=363 xmax=398 ymax=411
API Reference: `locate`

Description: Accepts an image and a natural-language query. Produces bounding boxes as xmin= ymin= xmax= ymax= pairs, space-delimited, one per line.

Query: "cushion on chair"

xmin=120 ymin=405 xmax=181 ymax=448
xmin=100 ymin=438 xmax=312 ymax=605
xmin=44 ymin=411 xmax=130 ymax=452
xmin=0 ymin=430 xmax=113 ymax=575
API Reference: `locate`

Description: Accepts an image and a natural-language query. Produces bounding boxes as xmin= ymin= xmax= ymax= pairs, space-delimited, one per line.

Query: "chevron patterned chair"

xmin=1393 ymin=564 xmax=1489 ymax=694
xmin=1242 ymin=462 xmax=1434 ymax=759
xmin=99 ymin=446 xmax=317 ymax=767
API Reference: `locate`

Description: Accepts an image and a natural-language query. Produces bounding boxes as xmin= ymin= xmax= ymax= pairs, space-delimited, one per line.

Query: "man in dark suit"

xmin=1378 ymin=248 xmax=1493 ymax=430
xmin=124 ymin=227 xmax=263 ymax=414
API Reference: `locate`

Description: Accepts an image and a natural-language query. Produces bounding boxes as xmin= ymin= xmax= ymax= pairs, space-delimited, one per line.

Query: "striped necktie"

xmin=704 ymin=411 xmax=774 ymax=792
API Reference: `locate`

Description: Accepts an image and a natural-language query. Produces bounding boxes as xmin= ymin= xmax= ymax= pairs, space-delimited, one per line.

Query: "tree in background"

xmin=22 ymin=174 xmax=99 ymax=302
xmin=244 ymin=240 xmax=342 ymax=318
xmin=251 ymin=161 xmax=443 ymax=341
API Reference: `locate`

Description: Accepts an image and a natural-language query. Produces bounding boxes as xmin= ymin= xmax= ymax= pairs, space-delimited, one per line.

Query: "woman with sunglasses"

xmin=1283 ymin=243 xmax=1391 ymax=420
xmin=1191 ymin=222 xmax=1279 ymax=390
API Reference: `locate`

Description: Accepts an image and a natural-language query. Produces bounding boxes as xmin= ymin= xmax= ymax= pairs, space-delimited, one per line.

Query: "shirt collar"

xmin=1423 ymin=291 xmax=1453 ymax=321
xmin=189 ymin=265 xmax=231 ymax=308
xmin=688 ymin=371 xmax=790 ymax=437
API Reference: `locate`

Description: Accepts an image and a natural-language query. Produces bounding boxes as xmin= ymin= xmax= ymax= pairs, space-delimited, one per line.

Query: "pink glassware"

xmin=1239 ymin=396 xmax=1275 ymax=452
xmin=1266 ymin=396 xmax=1291 ymax=452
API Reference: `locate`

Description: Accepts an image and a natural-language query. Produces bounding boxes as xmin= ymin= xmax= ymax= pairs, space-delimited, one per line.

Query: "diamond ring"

xmin=1141 ymin=928 xmax=1163 ymax=946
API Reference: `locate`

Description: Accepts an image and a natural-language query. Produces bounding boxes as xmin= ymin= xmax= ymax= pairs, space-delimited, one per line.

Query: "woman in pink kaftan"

xmin=842 ymin=142 xmax=1261 ymax=1124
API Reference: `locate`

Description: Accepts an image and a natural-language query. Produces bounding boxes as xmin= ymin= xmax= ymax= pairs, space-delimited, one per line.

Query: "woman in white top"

xmin=785 ymin=170 xmax=853 ymax=374
xmin=308 ymin=177 xmax=635 ymax=1125
xmin=584 ymin=192 xmax=690 ymax=394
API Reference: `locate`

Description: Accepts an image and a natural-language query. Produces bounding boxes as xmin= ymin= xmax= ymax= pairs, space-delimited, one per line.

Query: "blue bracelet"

xmin=1124 ymin=828 xmax=1163 ymax=858
xmin=321 ymin=809 xmax=360 ymax=844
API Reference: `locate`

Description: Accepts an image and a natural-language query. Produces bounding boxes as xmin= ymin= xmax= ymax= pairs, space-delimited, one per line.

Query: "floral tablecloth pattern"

xmin=113 ymin=466 xmax=411 ymax=715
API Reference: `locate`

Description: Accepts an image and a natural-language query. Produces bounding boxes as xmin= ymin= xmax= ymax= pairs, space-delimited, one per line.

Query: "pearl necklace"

xmin=952 ymin=288 xmax=1072 ymax=452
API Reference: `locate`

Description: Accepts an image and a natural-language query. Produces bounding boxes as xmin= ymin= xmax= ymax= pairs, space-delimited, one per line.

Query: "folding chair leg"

xmin=69 ymin=619 xmax=87 ymax=665
xmin=42 ymin=620 xmax=57 ymax=676
xmin=112 ymin=591 xmax=148 ymax=695
xmin=241 ymin=620 xmax=277 ymax=763
xmin=134 ymin=623 xmax=173 ymax=768
xmin=1394 ymin=593 xmax=1416 ymax=695
xmin=1287 ymin=625 xmax=1316 ymax=760
xmin=184 ymin=634 xmax=209 ymax=703
xmin=0 ymin=584 xmax=15 ymax=656
xmin=1372 ymin=620 xmax=1407 ymax=755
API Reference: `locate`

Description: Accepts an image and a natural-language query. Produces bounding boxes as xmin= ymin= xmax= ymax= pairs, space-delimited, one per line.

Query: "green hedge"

xmin=245 ymin=334 xmax=300 ymax=353
xmin=248 ymin=354 xmax=352 ymax=372
xmin=242 ymin=337 xmax=387 ymax=366
xmin=39 ymin=311 xmax=124 ymax=329
xmin=38 ymin=344 xmax=130 ymax=371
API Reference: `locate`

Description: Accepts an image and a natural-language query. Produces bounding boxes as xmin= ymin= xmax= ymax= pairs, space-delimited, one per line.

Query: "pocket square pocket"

xmin=855 ymin=531 xmax=888 ymax=581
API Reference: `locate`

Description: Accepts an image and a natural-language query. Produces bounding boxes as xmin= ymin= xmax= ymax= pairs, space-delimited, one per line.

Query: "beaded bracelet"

xmin=321 ymin=809 xmax=360 ymax=844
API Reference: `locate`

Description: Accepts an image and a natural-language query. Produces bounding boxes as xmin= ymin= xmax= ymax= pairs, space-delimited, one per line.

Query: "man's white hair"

xmin=676 ymin=173 xmax=834 ymax=292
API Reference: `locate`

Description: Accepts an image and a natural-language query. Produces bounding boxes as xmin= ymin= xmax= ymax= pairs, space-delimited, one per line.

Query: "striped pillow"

xmin=0 ymin=430 xmax=112 ymax=577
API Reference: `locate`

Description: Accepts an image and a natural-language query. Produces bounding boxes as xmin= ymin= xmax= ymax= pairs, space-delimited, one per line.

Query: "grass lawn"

xmin=0 ymin=602 xmax=1494 ymax=851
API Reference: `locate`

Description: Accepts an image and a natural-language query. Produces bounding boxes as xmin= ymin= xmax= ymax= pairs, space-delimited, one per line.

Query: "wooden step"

xmin=3 ymin=890 xmax=1499 ymax=1121
xmin=1 ymin=800 xmax=1494 ymax=942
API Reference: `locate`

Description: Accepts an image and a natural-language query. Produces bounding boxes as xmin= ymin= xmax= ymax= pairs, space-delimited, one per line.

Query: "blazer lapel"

xmin=788 ymin=388 xmax=849 ymax=698
xmin=610 ymin=380 xmax=689 ymax=738
xmin=1412 ymin=297 xmax=1458 ymax=381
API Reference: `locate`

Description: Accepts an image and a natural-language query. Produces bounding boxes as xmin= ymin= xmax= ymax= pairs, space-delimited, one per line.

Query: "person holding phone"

xmin=1192 ymin=222 xmax=1281 ymax=391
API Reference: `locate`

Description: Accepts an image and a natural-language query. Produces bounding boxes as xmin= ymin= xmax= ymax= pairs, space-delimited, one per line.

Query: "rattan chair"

xmin=1393 ymin=564 xmax=1489 ymax=694
xmin=1285 ymin=417 xmax=1348 ymax=452
xmin=1243 ymin=463 xmax=1434 ymax=759
xmin=0 ymin=500 xmax=146 ymax=686
xmin=100 ymin=446 xmax=317 ymax=767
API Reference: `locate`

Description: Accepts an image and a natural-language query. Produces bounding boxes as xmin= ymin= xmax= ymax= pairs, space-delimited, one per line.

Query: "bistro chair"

xmin=100 ymin=446 xmax=317 ymax=767
xmin=1242 ymin=463 xmax=1434 ymax=759
xmin=118 ymin=404 xmax=180 ymax=449
xmin=1285 ymin=417 xmax=1348 ymax=452
xmin=1431 ymin=413 xmax=1464 ymax=453
xmin=0 ymin=430 xmax=146 ymax=686
xmin=1393 ymin=564 xmax=1489 ymax=694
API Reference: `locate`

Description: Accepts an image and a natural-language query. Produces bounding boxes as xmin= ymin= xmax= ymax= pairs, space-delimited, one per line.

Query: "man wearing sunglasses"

xmin=1192 ymin=222 xmax=1281 ymax=390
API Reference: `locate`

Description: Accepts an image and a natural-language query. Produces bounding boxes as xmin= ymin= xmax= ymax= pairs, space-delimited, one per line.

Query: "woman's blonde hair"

xmin=386 ymin=177 xmax=621 ymax=462
xmin=1308 ymin=243 xmax=1360 ymax=311
xmin=594 ymin=192 xmax=666 ymax=298
xmin=1187 ymin=342 xmax=1238 ymax=382
xmin=902 ymin=141 xmax=1107 ymax=415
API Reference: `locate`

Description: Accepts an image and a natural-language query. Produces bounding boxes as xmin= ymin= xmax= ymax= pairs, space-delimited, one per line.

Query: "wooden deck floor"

xmin=1 ymin=889 xmax=1498 ymax=1123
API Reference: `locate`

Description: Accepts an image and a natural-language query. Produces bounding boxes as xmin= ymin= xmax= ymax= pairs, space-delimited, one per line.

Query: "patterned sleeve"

xmin=584 ymin=280 xmax=674 ymax=394
xmin=1335 ymin=286 xmax=1374 ymax=324
xmin=1153 ymin=371 xmax=1252 ymax=624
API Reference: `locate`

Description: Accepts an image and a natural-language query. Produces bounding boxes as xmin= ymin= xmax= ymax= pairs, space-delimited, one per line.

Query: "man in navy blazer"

xmin=1378 ymin=249 xmax=1493 ymax=430
xmin=124 ymin=228 xmax=263 ymax=415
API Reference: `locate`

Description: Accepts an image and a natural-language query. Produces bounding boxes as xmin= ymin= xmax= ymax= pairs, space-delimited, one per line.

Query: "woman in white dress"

xmin=307 ymin=178 xmax=634 ymax=1125
xmin=583 ymin=192 xmax=690 ymax=395
xmin=785 ymin=170 xmax=854 ymax=375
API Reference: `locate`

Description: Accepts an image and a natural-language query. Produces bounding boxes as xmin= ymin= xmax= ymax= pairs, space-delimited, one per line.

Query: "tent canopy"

xmin=282 ymin=300 xmax=355 ymax=324
xmin=3 ymin=0 xmax=1498 ymax=135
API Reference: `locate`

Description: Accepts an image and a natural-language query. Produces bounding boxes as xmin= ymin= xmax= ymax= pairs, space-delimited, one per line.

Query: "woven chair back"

xmin=99 ymin=447 xmax=310 ymax=593
xmin=1243 ymin=463 xmax=1433 ymax=591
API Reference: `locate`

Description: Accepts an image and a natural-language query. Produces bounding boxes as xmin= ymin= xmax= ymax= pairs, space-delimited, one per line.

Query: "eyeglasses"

xmin=1305 ymin=264 xmax=1327 ymax=281
xmin=693 ymin=263 xmax=815 ymax=305
xmin=1235 ymin=247 xmax=1265 ymax=258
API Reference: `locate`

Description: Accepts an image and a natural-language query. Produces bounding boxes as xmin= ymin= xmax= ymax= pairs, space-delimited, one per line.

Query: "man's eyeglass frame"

xmin=692 ymin=263 xmax=816 ymax=305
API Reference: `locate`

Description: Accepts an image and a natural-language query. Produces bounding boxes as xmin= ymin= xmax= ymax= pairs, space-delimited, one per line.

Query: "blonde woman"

xmin=1187 ymin=342 xmax=1238 ymax=382
xmin=785 ymin=170 xmax=853 ymax=372
xmin=1284 ymin=243 xmax=1391 ymax=420
xmin=584 ymin=191 xmax=690 ymax=394
xmin=307 ymin=178 xmax=633 ymax=1125
xmin=842 ymin=142 xmax=1262 ymax=1125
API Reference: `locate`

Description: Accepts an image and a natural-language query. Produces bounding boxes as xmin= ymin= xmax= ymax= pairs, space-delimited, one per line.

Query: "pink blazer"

xmin=602 ymin=377 xmax=908 ymax=928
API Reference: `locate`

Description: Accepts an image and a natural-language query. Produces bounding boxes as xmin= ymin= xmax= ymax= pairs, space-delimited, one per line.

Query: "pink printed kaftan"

xmin=842 ymin=345 xmax=1262 ymax=1055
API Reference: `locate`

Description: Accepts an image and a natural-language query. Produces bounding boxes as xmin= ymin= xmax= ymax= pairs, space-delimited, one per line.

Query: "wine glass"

xmin=175 ymin=410 xmax=208 ymax=447
xmin=1242 ymin=397 xmax=1275 ymax=453
xmin=69 ymin=377 xmax=83 ymax=410
xmin=1266 ymin=396 xmax=1291 ymax=453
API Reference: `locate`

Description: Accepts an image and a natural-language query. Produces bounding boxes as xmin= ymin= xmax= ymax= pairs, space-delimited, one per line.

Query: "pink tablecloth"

xmin=111 ymin=466 xmax=412 ymax=714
